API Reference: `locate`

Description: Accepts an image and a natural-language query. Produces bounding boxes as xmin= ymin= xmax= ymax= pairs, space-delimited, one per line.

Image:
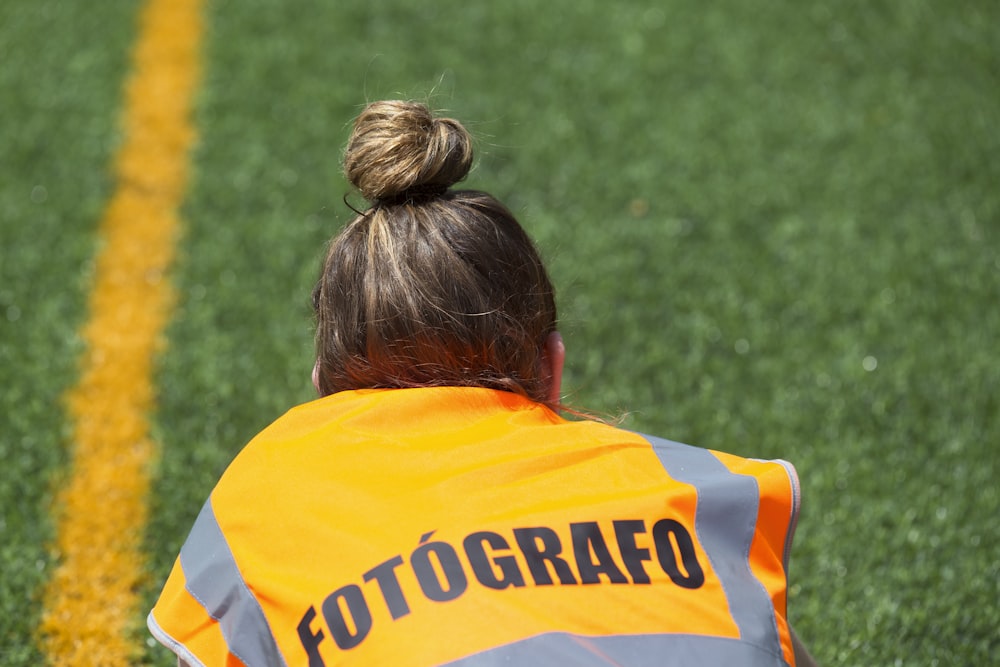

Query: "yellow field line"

xmin=39 ymin=0 xmax=203 ymax=664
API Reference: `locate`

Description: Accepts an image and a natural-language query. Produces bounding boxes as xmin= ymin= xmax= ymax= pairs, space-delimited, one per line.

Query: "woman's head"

xmin=312 ymin=100 xmax=561 ymax=403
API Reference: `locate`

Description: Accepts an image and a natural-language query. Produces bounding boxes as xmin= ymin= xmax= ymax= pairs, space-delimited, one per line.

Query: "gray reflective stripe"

xmin=180 ymin=499 xmax=288 ymax=667
xmin=639 ymin=434 xmax=785 ymax=660
xmin=442 ymin=632 xmax=788 ymax=667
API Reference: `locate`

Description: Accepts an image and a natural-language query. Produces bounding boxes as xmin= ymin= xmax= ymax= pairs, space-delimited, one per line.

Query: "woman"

xmin=149 ymin=100 xmax=815 ymax=666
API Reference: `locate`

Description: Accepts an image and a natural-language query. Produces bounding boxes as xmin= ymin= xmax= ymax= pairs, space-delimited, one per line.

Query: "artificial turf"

xmin=2 ymin=1 xmax=997 ymax=665
xmin=0 ymin=1 xmax=141 ymax=663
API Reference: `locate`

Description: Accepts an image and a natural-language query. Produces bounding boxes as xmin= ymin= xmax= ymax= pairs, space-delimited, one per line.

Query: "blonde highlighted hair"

xmin=313 ymin=101 xmax=558 ymax=402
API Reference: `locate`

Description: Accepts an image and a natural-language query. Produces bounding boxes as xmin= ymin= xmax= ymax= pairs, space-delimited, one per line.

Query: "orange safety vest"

xmin=149 ymin=387 xmax=800 ymax=667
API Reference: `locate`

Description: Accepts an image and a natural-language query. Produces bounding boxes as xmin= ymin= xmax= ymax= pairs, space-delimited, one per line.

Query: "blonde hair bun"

xmin=344 ymin=100 xmax=474 ymax=204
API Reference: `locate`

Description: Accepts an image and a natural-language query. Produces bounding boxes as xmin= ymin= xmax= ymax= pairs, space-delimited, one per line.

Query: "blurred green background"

xmin=1 ymin=0 xmax=997 ymax=664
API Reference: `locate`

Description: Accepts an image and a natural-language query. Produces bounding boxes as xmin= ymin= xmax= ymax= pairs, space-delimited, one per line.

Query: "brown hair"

xmin=312 ymin=100 xmax=558 ymax=402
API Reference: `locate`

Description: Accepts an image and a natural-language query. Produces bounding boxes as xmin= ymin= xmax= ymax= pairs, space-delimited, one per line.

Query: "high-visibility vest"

xmin=149 ymin=387 xmax=801 ymax=667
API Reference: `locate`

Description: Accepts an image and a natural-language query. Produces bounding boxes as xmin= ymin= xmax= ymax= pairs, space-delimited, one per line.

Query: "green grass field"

xmin=2 ymin=0 xmax=998 ymax=665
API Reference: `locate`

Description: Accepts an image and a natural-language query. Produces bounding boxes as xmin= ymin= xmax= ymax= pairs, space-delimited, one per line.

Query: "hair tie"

xmin=374 ymin=184 xmax=449 ymax=207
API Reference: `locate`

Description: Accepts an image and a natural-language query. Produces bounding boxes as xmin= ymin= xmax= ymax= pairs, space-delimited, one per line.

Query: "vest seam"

xmin=775 ymin=459 xmax=802 ymax=576
xmin=147 ymin=610 xmax=208 ymax=667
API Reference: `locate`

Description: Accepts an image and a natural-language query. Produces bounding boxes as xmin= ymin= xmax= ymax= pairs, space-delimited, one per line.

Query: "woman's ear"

xmin=542 ymin=331 xmax=565 ymax=405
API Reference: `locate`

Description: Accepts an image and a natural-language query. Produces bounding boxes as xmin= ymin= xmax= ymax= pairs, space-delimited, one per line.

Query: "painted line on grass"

xmin=39 ymin=0 xmax=203 ymax=663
